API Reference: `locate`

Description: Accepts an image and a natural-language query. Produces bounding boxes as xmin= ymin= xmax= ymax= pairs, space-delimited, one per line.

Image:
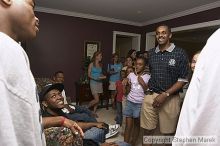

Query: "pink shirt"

xmin=127 ymin=72 xmax=150 ymax=103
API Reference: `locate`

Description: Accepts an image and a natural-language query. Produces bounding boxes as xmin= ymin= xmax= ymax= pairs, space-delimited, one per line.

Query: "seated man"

xmin=52 ymin=70 xmax=119 ymax=139
xmin=40 ymin=83 xmax=119 ymax=143
xmin=43 ymin=116 xmax=84 ymax=146
xmin=52 ymin=70 xmax=98 ymax=122
xmin=43 ymin=116 xmax=124 ymax=146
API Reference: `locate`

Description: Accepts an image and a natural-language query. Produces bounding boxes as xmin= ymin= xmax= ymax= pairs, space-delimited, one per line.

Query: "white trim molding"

xmin=35 ymin=7 xmax=142 ymax=26
xmin=142 ymin=1 xmax=220 ymax=26
xmin=113 ymin=31 xmax=141 ymax=53
xmin=145 ymin=19 xmax=220 ymax=50
xmin=35 ymin=1 xmax=220 ymax=27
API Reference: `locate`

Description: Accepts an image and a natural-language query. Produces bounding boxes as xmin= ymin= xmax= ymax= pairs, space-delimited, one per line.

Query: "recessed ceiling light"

xmin=137 ymin=10 xmax=142 ymax=14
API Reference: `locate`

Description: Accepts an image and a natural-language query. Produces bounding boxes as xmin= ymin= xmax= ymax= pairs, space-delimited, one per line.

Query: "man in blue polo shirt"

xmin=140 ymin=24 xmax=189 ymax=146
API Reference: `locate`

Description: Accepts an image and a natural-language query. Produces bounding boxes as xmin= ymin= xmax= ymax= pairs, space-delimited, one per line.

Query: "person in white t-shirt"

xmin=52 ymin=70 xmax=69 ymax=104
xmin=173 ymin=29 xmax=220 ymax=146
xmin=0 ymin=0 xmax=45 ymax=145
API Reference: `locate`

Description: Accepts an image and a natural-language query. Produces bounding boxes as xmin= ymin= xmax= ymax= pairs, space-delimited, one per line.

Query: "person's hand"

xmin=91 ymin=112 xmax=99 ymax=118
xmin=101 ymin=142 xmax=119 ymax=146
xmin=92 ymin=77 xmax=100 ymax=81
xmin=99 ymin=75 xmax=107 ymax=80
xmin=63 ymin=118 xmax=84 ymax=138
xmin=152 ymin=93 xmax=167 ymax=108
xmin=137 ymin=76 xmax=145 ymax=86
xmin=122 ymin=78 xmax=129 ymax=86
xmin=109 ymin=70 xmax=115 ymax=75
xmin=95 ymin=122 xmax=106 ymax=129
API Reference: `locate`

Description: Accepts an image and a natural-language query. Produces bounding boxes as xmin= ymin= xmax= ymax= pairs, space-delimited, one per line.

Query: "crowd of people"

xmin=1 ymin=0 xmax=220 ymax=146
xmin=85 ymin=24 xmax=206 ymax=146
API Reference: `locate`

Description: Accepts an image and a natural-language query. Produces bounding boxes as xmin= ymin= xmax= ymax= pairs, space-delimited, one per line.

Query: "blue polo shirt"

xmin=148 ymin=43 xmax=189 ymax=93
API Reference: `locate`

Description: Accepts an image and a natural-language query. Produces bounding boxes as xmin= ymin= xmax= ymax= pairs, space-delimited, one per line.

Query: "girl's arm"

xmin=123 ymin=77 xmax=131 ymax=95
xmin=137 ymin=76 xmax=148 ymax=91
xmin=125 ymin=83 xmax=131 ymax=96
xmin=88 ymin=63 xmax=93 ymax=79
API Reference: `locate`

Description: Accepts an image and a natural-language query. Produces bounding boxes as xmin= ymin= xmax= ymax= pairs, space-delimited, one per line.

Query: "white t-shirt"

xmin=0 ymin=32 xmax=45 ymax=146
xmin=62 ymin=90 xmax=68 ymax=104
xmin=61 ymin=89 xmax=76 ymax=113
xmin=127 ymin=72 xmax=150 ymax=103
xmin=173 ymin=29 xmax=220 ymax=146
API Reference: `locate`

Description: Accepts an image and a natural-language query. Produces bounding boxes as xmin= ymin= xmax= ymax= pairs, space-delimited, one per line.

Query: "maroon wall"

xmin=27 ymin=8 xmax=220 ymax=99
xmin=26 ymin=12 xmax=142 ymax=99
xmin=141 ymin=7 xmax=220 ymax=49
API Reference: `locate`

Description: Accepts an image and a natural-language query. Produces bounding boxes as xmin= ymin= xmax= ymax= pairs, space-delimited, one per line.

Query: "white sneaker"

xmin=61 ymin=108 xmax=70 ymax=113
xmin=109 ymin=124 xmax=120 ymax=130
xmin=105 ymin=128 xmax=119 ymax=139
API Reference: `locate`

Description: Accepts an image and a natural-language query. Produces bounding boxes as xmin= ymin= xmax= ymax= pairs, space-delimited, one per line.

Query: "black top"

xmin=148 ymin=44 xmax=189 ymax=93
xmin=42 ymin=108 xmax=67 ymax=118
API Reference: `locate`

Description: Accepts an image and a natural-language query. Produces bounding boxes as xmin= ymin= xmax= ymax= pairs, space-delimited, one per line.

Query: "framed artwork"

xmin=84 ymin=41 xmax=101 ymax=58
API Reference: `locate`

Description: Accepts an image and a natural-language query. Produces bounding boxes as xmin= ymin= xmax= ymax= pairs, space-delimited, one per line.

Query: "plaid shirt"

xmin=148 ymin=43 xmax=189 ymax=93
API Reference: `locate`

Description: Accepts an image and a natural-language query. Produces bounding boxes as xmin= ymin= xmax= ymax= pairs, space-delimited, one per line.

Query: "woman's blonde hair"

xmin=91 ymin=51 xmax=102 ymax=62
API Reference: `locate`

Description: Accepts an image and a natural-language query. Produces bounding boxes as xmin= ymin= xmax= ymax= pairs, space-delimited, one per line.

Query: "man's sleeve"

xmin=178 ymin=50 xmax=189 ymax=82
xmin=0 ymin=81 xmax=18 ymax=146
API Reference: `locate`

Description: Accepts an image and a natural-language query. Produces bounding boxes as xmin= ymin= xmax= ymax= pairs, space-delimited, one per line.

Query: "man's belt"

xmin=144 ymin=89 xmax=154 ymax=95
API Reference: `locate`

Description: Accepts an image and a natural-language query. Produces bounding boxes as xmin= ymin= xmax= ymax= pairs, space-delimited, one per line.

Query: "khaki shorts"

xmin=90 ymin=82 xmax=103 ymax=95
xmin=140 ymin=93 xmax=180 ymax=134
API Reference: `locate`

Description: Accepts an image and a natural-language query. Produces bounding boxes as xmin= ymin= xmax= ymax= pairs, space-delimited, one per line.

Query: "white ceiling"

xmin=35 ymin=0 xmax=220 ymax=26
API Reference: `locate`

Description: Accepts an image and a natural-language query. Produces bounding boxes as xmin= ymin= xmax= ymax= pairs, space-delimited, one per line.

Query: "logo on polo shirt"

xmin=169 ymin=59 xmax=176 ymax=66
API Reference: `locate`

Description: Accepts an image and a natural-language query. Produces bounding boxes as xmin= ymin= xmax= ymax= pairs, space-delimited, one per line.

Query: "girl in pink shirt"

xmin=123 ymin=57 xmax=150 ymax=146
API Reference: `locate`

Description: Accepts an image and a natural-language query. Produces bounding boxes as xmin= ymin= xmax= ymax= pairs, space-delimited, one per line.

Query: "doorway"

xmin=172 ymin=26 xmax=219 ymax=59
xmin=113 ymin=31 xmax=141 ymax=63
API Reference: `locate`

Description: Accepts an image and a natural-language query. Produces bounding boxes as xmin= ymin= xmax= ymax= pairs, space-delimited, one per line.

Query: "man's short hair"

xmin=156 ymin=24 xmax=171 ymax=33
xmin=54 ymin=70 xmax=64 ymax=77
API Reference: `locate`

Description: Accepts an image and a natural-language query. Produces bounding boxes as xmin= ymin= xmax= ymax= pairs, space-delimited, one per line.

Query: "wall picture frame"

xmin=84 ymin=41 xmax=101 ymax=58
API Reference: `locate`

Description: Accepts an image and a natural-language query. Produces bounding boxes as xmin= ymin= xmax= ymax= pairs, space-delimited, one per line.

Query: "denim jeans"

xmin=115 ymin=101 xmax=123 ymax=125
xmin=74 ymin=105 xmax=93 ymax=116
xmin=114 ymin=141 xmax=131 ymax=146
xmin=123 ymin=100 xmax=142 ymax=118
xmin=67 ymin=105 xmax=97 ymax=122
xmin=84 ymin=127 xmax=105 ymax=143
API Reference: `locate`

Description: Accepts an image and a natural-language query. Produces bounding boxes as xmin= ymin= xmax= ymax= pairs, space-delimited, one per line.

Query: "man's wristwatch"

xmin=162 ymin=91 xmax=170 ymax=97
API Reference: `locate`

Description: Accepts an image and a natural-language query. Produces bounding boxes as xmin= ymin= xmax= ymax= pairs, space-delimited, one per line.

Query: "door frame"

xmin=113 ymin=31 xmax=141 ymax=53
